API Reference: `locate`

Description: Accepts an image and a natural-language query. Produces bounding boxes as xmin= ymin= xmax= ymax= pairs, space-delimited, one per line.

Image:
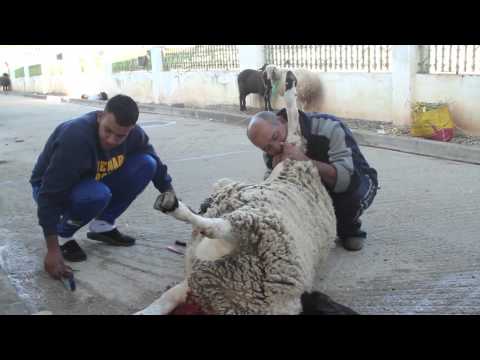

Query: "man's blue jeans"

xmin=32 ymin=153 xmax=157 ymax=238
xmin=330 ymin=173 xmax=378 ymax=239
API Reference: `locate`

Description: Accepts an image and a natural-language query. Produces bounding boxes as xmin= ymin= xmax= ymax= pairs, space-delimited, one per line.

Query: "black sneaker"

xmin=86 ymin=228 xmax=136 ymax=246
xmin=60 ymin=240 xmax=87 ymax=262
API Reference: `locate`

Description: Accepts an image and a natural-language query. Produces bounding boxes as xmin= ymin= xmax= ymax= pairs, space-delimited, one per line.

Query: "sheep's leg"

xmin=135 ymin=281 xmax=188 ymax=315
xmin=264 ymin=89 xmax=272 ymax=111
xmin=170 ymin=201 xmax=235 ymax=242
xmin=239 ymin=93 xmax=246 ymax=111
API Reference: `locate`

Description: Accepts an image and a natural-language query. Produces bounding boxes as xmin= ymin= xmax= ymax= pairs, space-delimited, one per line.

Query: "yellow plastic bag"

xmin=410 ymin=103 xmax=454 ymax=141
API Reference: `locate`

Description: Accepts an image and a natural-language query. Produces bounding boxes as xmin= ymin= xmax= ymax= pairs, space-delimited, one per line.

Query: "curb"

xmin=352 ymin=130 xmax=480 ymax=165
xmin=67 ymin=98 xmax=251 ymax=125
xmin=21 ymin=94 xmax=480 ymax=165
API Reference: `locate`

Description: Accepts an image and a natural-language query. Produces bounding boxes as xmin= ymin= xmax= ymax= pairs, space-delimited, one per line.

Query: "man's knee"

xmin=71 ymin=179 xmax=112 ymax=210
xmin=141 ymin=154 xmax=158 ymax=179
xmin=129 ymin=154 xmax=157 ymax=180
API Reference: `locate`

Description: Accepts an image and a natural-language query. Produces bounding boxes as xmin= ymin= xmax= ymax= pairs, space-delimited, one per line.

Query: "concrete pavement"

xmin=0 ymin=269 xmax=29 ymax=315
xmin=1 ymin=94 xmax=480 ymax=314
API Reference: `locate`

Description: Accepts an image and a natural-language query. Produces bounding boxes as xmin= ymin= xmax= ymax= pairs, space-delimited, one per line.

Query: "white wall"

xmin=415 ymin=74 xmax=480 ymax=135
xmin=154 ymin=70 xmax=264 ymax=109
xmin=103 ymin=71 xmax=153 ymax=104
xmin=310 ymin=72 xmax=392 ymax=122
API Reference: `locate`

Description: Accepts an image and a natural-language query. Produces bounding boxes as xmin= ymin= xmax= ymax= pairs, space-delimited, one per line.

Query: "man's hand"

xmin=154 ymin=189 xmax=179 ymax=213
xmin=271 ymin=143 xmax=308 ymax=168
xmin=44 ymin=248 xmax=72 ymax=280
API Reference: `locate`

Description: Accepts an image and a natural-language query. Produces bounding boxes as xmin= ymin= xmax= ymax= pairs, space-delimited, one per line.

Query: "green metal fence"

xmin=162 ymin=45 xmax=239 ymax=71
xmin=264 ymin=45 xmax=392 ymax=72
xmin=14 ymin=67 xmax=25 ymax=78
xmin=28 ymin=64 xmax=42 ymax=77
xmin=112 ymin=52 xmax=152 ymax=73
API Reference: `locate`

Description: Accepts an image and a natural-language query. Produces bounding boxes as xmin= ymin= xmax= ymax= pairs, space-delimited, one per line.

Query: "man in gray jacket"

xmin=247 ymin=109 xmax=378 ymax=251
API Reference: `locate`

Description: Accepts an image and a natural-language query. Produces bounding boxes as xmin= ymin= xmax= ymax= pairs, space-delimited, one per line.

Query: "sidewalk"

xmin=63 ymin=96 xmax=480 ymax=166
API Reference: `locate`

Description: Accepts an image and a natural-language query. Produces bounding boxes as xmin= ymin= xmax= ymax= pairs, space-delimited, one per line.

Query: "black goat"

xmin=0 ymin=73 xmax=11 ymax=94
xmin=237 ymin=64 xmax=272 ymax=112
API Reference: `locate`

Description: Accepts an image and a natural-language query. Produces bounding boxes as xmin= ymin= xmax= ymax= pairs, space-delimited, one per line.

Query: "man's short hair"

xmin=105 ymin=94 xmax=139 ymax=126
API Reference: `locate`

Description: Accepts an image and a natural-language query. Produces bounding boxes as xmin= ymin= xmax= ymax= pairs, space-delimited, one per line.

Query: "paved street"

xmin=1 ymin=94 xmax=480 ymax=315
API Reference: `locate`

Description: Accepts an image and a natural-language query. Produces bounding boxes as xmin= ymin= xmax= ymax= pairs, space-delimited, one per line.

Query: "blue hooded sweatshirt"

xmin=30 ymin=111 xmax=173 ymax=237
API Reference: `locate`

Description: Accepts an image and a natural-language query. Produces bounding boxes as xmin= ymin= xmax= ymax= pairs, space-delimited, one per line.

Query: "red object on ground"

xmin=169 ymin=293 xmax=208 ymax=315
xmin=430 ymin=128 xmax=454 ymax=142
xmin=170 ymin=302 xmax=207 ymax=315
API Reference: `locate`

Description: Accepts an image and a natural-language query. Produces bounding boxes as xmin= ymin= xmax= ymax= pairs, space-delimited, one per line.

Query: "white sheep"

xmin=264 ymin=64 xmax=324 ymax=112
xmin=135 ymin=71 xmax=340 ymax=315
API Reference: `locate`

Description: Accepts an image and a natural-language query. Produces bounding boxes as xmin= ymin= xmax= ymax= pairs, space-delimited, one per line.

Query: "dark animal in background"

xmin=237 ymin=64 xmax=273 ymax=112
xmin=0 ymin=73 xmax=12 ymax=94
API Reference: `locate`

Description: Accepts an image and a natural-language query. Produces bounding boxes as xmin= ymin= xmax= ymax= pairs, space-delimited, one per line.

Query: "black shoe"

xmin=60 ymin=240 xmax=87 ymax=262
xmin=340 ymin=230 xmax=367 ymax=252
xmin=86 ymin=228 xmax=136 ymax=246
xmin=342 ymin=237 xmax=365 ymax=251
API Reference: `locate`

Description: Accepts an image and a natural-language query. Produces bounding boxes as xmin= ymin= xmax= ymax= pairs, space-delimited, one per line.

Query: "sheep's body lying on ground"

xmin=264 ymin=65 xmax=323 ymax=112
xmin=136 ymin=159 xmax=337 ymax=315
xmin=237 ymin=65 xmax=272 ymax=112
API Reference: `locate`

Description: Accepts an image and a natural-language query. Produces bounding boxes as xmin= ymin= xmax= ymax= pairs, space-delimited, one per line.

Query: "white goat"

xmin=264 ymin=65 xmax=324 ymax=112
xmin=135 ymin=71 xmax=343 ymax=315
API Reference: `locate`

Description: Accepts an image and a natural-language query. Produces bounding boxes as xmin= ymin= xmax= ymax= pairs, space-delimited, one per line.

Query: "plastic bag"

xmin=410 ymin=102 xmax=454 ymax=142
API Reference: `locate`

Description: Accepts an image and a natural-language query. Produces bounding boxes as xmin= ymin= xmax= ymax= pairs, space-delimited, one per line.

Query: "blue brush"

xmin=61 ymin=273 xmax=76 ymax=292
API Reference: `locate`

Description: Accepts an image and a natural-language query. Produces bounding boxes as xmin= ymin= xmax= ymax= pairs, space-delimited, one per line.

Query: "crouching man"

xmin=30 ymin=94 xmax=178 ymax=280
xmin=247 ymin=109 xmax=378 ymax=251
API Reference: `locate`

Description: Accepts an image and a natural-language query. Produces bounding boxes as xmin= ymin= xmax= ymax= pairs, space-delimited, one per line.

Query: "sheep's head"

xmin=264 ymin=65 xmax=280 ymax=83
xmin=285 ymin=70 xmax=297 ymax=91
xmin=284 ymin=71 xmax=298 ymax=110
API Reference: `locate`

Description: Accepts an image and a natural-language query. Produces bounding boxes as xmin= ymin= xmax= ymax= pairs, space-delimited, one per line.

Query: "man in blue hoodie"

xmin=30 ymin=94 xmax=177 ymax=280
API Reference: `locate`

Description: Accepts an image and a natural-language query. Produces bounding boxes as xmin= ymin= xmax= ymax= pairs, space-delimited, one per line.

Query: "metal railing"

xmin=418 ymin=45 xmax=480 ymax=75
xmin=161 ymin=45 xmax=239 ymax=71
xmin=264 ymin=45 xmax=392 ymax=72
xmin=112 ymin=53 xmax=151 ymax=73
xmin=28 ymin=64 xmax=42 ymax=77
xmin=14 ymin=67 xmax=25 ymax=78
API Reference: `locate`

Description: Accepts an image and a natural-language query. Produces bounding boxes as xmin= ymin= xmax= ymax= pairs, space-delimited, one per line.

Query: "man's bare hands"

xmin=272 ymin=142 xmax=309 ymax=168
xmin=281 ymin=142 xmax=309 ymax=161
xmin=44 ymin=248 xmax=72 ymax=280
